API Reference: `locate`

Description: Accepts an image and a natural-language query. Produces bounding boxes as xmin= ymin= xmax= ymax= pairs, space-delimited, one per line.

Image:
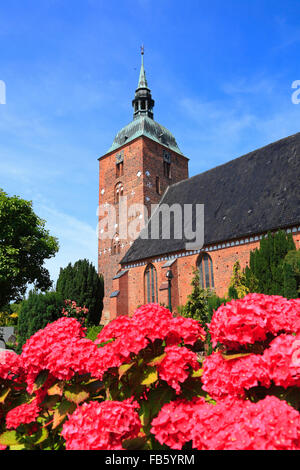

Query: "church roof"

xmin=121 ymin=132 xmax=300 ymax=264
xmin=107 ymin=115 xmax=184 ymax=155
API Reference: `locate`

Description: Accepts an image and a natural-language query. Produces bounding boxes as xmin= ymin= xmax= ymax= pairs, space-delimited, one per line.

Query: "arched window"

xmin=112 ymin=234 xmax=121 ymax=255
xmin=114 ymin=182 xmax=124 ymax=204
xmin=144 ymin=264 xmax=158 ymax=303
xmin=197 ymin=253 xmax=215 ymax=289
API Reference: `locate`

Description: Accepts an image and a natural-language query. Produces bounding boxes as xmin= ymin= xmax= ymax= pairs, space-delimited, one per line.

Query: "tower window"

xmin=116 ymin=161 xmax=124 ymax=178
xmin=115 ymin=182 xmax=124 ymax=204
xmin=112 ymin=234 xmax=121 ymax=255
xmin=156 ymin=176 xmax=161 ymax=194
xmin=197 ymin=253 xmax=215 ymax=289
xmin=164 ymin=161 xmax=171 ymax=179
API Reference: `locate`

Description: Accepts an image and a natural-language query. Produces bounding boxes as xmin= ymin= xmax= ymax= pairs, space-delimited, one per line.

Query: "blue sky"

xmin=0 ymin=0 xmax=300 ymax=286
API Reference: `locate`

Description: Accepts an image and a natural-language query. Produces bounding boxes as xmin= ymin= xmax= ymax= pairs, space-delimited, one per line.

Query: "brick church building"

xmin=98 ymin=52 xmax=300 ymax=324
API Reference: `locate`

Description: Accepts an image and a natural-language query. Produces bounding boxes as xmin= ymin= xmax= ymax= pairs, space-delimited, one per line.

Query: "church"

xmin=98 ymin=52 xmax=300 ymax=324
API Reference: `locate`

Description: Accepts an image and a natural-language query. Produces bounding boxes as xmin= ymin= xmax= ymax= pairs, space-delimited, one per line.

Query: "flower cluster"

xmin=152 ymin=395 xmax=300 ymax=450
xmin=96 ymin=304 xmax=205 ymax=350
xmin=191 ymin=396 xmax=300 ymax=450
xmin=157 ymin=346 xmax=200 ymax=394
xmin=1 ymin=296 xmax=300 ymax=451
xmin=263 ymin=333 xmax=300 ymax=388
xmin=93 ymin=304 xmax=205 ymax=381
xmin=62 ymin=300 xmax=89 ymax=326
xmin=209 ymin=294 xmax=300 ymax=350
xmin=61 ymin=399 xmax=141 ymax=450
xmin=20 ymin=317 xmax=87 ymax=391
xmin=151 ymin=397 xmax=205 ymax=449
xmin=6 ymin=399 xmax=40 ymax=430
xmin=201 ymin=352 xmax=270 ymax=399
xmin=0 ymin=349 xmax=24 ymax=382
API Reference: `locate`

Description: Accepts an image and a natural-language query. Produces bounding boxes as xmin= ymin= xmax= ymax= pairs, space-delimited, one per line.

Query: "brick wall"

xmin=98 ymin=135 xmax=189 ymax=323
xmin=110 ymin=232 xmax=300 ymax=318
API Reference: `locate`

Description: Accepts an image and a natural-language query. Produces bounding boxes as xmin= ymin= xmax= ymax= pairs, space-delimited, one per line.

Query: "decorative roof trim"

xmin=121 ymin=226 xmax=300 ymax=270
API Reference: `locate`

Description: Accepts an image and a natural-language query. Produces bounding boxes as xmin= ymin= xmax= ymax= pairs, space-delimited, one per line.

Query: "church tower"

xmin=98 ymin=49 xmax=189 ymax=323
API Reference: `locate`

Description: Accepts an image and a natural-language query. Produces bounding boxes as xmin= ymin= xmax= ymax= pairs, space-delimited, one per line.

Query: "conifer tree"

xmin=56 ymin=259 xmax=104 ymax=325
xmin=244 ymin=231 xmax=297 ymax=297
xmin=227 ymin=261 xmax=249 ymax=299
xmin=17 ymin=290 xmax=64 ymax=352
xmin=283 ymin=250 xmax=300 ymax=299
xmin=181 ymin=269 xmax=214 ymax=326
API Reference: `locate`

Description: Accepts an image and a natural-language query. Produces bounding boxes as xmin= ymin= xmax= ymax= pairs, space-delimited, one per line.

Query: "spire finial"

xmin=132 ymin=46 xmax=154 ymax=119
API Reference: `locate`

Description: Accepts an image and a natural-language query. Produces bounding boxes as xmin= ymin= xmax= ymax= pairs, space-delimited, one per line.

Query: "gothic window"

xmin=144 ymin=264 xmax=158 ymax=303
xmin=114 ymin=182 xmax=124 ymax=204
xmin=197 ymin=253 xmax=215 ymax=289
xmin=112 ymin=234 xmax=121 ymax=255
xmin=164 ymin=161 xmax=171 ymax=179
xmin=116 ymin=161 xmax=124 ymax=178
xmin=156 ymin=176 xmax=161 ymax=194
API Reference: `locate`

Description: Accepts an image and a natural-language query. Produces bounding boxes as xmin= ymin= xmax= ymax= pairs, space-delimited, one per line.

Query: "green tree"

xmin=17 ymin=290 xmax=65 ymax=352
xmin=181 ymin=269 xmax=214 ymax=326
xmin=283 ymin=250 xmax=300 ymax=298
xmin=227 ymin=261 xmax=249 ymax=299
xmin=56 ymin=259 xmax=104 ymax=325
xmin=0 ymin=189 xmax=59 ymax=308
xmin=244 ymin=231 xmax=296 ymax=296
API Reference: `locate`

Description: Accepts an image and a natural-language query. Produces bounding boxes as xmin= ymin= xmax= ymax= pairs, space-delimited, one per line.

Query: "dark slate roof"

xmin=106 ymin=115 xmax=184 ymax=155
xmin=121 ymin=132 xmax=300 ymax=264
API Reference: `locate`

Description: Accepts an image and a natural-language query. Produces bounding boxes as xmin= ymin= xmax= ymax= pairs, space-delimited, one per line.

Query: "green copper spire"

xmin=138 ymin=45 xmax=148 ymax=89
xmin=132 ymin=45 xmax=155 ymax=120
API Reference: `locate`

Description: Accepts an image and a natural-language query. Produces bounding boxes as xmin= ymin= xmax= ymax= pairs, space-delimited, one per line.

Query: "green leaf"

xmin=122 ymin=437 xmax=148 ymax=450
xmin=10 ymin=444 xmax=25 ymax=450
xmin=0 ymin=387 xmax=11 ymax=403
xmin=141 ymin=368 xmax=158 ymax=386
xmin=118 ymin=362 xmax=134 ymax=379
xmin=47 ymin=382 xmax=64 ymax=396
xmin=34 ymin=427 xmax=49 ymax=445
xmin=147 ymin=353 xmax=166 ymax=367
xmin=84 ymin=379 xmax=104 ymax=396
xmin=41 ymin=394 xmax=60 ymax=410
xmin=0 ymin=431 xmax=20 ymax=446
xmin=64 ymin=385 xmax=90 ymax=404
xmin=53 ymin=400 xmax=76 ymax=429
xmin=191 ymin=368 xmax=203 ymax=378
xmin=33 ymin=369 xmax=49 ymax=391
xmin=221 ymin=352 xmax=251 ymax=361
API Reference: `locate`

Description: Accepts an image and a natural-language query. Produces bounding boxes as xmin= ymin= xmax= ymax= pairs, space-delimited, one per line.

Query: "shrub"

xmin=17 ymin=290 xmax=65 ymax=352
xmin=86 ymin=325 xmax=103 ymax=342
xmin=1 ymin=296 xmax=300 ymax=450
xmin=56 ymin=259 xmax=104 ymax=325
xmin=244 ymin=230 xmax=297 ymax=297
xmin=227 ymin=261 xmax=249 ymax=299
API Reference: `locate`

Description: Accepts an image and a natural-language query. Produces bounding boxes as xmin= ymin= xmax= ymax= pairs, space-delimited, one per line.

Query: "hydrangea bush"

xmin=0 ymin=295 xmax=300 ymax=450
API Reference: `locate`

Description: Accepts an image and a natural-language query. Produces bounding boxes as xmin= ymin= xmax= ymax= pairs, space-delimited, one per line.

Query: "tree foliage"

xmin=283 ymin=250 xmax=300 ymax=299
xmin=181 ymin=269 xmax=214 ymax=326
xmin=17 ymin=290 xmax=65 ymax=352
xmin=0 ymin=189 xmax=59 ymax=308
xmin=56 ymin=259 xmax=104 ymax=325
xmin=227 ymin=261 xmax=249 ymax=299
xmin=244 ymin=231 xmax=298 ymax=298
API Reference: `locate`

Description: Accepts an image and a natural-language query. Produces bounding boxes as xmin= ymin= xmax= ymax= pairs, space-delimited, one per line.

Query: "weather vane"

xmin=141 ymin=44 xmax=144 ymax=55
